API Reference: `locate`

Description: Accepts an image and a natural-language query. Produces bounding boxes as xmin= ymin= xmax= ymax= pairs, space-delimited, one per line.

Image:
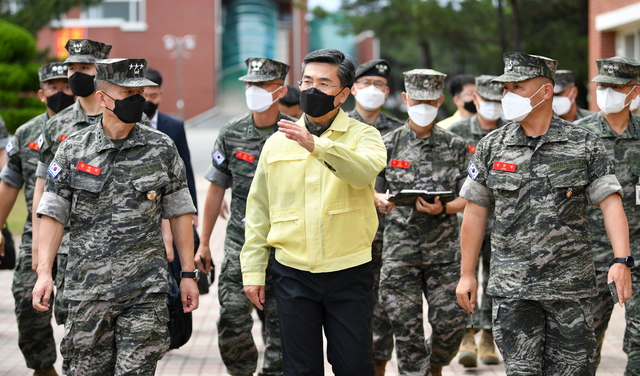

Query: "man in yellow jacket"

xmin=241 ymin=49 xmax=387 ymax=375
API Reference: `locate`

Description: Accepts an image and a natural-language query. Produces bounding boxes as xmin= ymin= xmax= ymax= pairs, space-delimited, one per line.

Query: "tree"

xmin=0 ymin=0 xmax=102 ymax=35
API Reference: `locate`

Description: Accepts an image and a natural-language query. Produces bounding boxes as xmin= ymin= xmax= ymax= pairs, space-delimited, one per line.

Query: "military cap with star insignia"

xmin=592 ymin=56 xmax=640 ymax=85
xmin=492 ymin=52 xmax=557 ymax=83
xmin=38 ymin=62 xmax=68 ymax=83
xmin=95 ymin=58 xmax=157 ymax=88
xmin=553 ymin=70 xmax=575 ymax=94
xmin=238 ymin=57 xmax=290 ymax=82
xmin=403 ymin=69 xmax=447 ymax=100
xmin=355 ymin=59 xmax=391 ymax=80
xmin=64 ymin=39 xmax=112 ymax=64
xmin=475 ymin=75 xmax=503 ymax=101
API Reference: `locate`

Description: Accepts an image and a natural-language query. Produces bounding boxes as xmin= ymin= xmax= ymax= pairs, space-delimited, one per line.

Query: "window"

xmin=50 ymin=0 xmax=147 ymax=32
xmin=621 ymin=31 xmax=639 ymax=61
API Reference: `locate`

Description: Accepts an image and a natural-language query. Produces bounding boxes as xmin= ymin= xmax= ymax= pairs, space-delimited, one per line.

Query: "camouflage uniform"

xmin=348 ymin=103 xmax=403 ymax=363
xmin=35 ymin=39 xmax=111 ymax=327
xmin=460 ymin=52 xmax=623 ymax=376
xmin=36 ymin=58 xmax=195 ymax=376
xmin=207 ymin=112 xmax=294 ymax=376
xmin=2 ymin=113 xmax=57 ymax=370
xmin=377 ymin=69 xmax=470 ymax=375
xmin=0 ymin=115 xmax=8 ymax=149
xmin=204 ymin=57 xmax=293 ymax=376
xmin=574 ymin=56 xmax=640 ymax=375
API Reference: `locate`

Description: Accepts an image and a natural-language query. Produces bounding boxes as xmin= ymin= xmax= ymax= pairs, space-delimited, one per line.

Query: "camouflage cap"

xmin=355 ymin=59 xmax=391 ymax=80
xmin=592 ymin=56 xmax=640 ymax=85
xmin=403 ymin=69 xmax=447 ymax=100
xmin=38 ymin=62 xmax=68 ymax=83
xmin=64 ymin=39 xmax=112 ymax=64
xmin=475 ymin=75 xmax=503 ymax=101
xmin=95 ymin=58 xmax=157 ymax=88
xmin=554 ymin=70 xmax=575 ymax=94
xmin=493 ymin=52 xmax=557 ymax=83
xmin=238 ymin=57 xmax=290 ymax=82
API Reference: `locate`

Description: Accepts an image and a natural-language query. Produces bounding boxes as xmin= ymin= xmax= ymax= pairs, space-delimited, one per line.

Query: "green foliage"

xmin=0 ymin=108 xmax=44 ymax=134
xmin=0 ymin=19 xmax=36 ymax=62
xmin=0 ymin=0 xmax=103 ymax=35
xmin=0 ymin=63 xmax=30 ymax=91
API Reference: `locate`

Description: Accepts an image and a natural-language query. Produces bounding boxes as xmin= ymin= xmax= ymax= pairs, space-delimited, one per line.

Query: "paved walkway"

xmin=0 ymin=116 xmax=631 ymax=375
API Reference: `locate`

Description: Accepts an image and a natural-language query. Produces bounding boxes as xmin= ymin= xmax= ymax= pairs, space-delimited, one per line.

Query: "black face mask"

xmin=68 ymin=72 xmax=95 ymax=97
xmin=143 ymin=101 xmax=158 ymax=119
xmin=463 ymin=100 xmax=477 ymax=114
xmin=300 ymin=87 xmax=340 ymax=118
xmin=104 ymin=92 xmax=146 ymax=124
xmin=46 ymin=91 xmax=75 ymax=114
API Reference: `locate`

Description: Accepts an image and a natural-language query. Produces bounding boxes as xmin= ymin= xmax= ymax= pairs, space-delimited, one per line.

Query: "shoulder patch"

xmin=5 ymin=139 xmax=13 ymax=154
xmin=37 ymin=133 xmax=44 ymax=149
xmin=467 ymin=161 xmax=479 ymax=181
xmin=212 ymin=150 xmax=226 ymax=166
xmin=47 ymin=160 xmax=63 ymax=179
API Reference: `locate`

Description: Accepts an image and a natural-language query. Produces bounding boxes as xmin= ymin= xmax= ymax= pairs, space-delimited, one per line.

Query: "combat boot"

xmin=479 ymin=329 xmax=500 ymax=365
xmin=33 ymin=366 xmax=58 ymax=376
xmin=430 ymin=365 xmax=442 ymax=376
xmin=457 ymin=328 xmax=478 ymax=368
xmin=373 ymin=359 xmax=387 ymax=376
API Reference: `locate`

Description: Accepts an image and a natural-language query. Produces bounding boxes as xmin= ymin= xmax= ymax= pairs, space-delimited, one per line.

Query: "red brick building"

xmin=588 ymin=0 xmax=640 ymax=111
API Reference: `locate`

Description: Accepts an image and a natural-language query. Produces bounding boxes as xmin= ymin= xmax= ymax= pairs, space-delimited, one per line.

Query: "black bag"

xmin=166 ymin=263 xmax=192 ymax=349
xmin=0 ymin=226 xmax=16 ymax=270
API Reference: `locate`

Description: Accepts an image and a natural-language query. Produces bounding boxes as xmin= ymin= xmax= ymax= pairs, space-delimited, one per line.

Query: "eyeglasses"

xmin=297 ymin=80 xmax=339 ymax=92
xmin=355 ymin=79 xmax=387 ymax=90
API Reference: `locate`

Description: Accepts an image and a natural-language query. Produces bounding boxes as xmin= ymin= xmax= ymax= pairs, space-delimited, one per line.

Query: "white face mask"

xmin=596 ymin=86 xmax=636 ymax=115
xmin=551 ymin=87 xmax=575 ymax=116
xmin=245 ymin=85 xmax=282 ymax=113
xmin=501 ymin=85 xmax=545 ymax=122
xmin=355 ymin=85 xmax=386 ymax=111
xmin=477 ymin=98 xmax=503 ymax=121
xmin=630 ymin=93 xmax=640 ymax=112
xmin=407 ymin=103 xmax=438 ymax=127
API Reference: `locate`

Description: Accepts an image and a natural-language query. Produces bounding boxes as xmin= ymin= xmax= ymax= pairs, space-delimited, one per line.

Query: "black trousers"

xmin=270 ymin=260 xmax=374 ymax=376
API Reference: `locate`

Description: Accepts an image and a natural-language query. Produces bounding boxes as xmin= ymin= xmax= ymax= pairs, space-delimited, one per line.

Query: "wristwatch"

xmin=437 ymin=202 xmax=447 ymax=220
xmin=180 ymin=269 xmax=200 ymax=282
xmin=613 ymin=256 xmax=634 ymax=268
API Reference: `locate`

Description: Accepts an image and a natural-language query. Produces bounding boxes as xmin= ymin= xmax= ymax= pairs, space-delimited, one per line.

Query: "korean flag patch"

xmin=47 ymin=160 xmax=63 ymax=179
xmin=5 ymin=139 xmax=13 ymax=154
xmin=467 ymin=161 xmax=479 ymax=181
xmin=37 ymin=133 xmax=45 ymax=149
xmin=212 ymin=150 xmax=226 ymax=166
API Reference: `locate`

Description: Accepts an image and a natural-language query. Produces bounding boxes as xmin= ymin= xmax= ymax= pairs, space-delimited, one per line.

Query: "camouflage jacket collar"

xmin=504 ymin=115 xmax=569 ymax=147
xmin=94 ymin=122 xmax=147 ymax=152
xmin=469 ymin=114 xmax=504 ymax=136
xmin=400 ymin=122 xmax=441 ymax=146
xmin=71 ymin=100 xmax=103 ymax=126
xmin=595 ymin=112 xmax=640 ymax=139
xmin=347 ymin=109 xmax=392 ymax=130
xmin=247 ymin=112 xmax=291 ymax=141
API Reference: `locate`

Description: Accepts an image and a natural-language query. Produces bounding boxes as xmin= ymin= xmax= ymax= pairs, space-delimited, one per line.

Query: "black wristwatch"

xmin=437 ymin=202 xmax=447 ymax=220
xmin=613 ymin=256 xmax=634 ymax=268
xmin=180 ymin=269 xmax=200 ymax=282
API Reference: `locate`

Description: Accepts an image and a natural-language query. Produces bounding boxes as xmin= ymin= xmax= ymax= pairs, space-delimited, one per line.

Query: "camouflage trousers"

xmin=624 ymin=270 xmax=640 ymax=376
xmin=371 ymin=239 xmax=394 ymax=361
xmin=217 ymin=243 xmax=281 ymax=376
xmin=590 ymin=269 xmax=615 ymax=368
xmin=493 ymin=297 xmax=596 ymax=375
xmin=55 ymin=253 xmax=69 ymax=326
xmin=62 ymin=294 xmax=170 ymax=376
xmin=380 ymin=260 xmax=466 ymax=375
xmin=11 ymin=250 xmax=57 ymax=370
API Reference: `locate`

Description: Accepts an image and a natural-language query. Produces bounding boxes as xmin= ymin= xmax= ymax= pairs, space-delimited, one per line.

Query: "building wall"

xmin=588 ymin=0 xmax=640 ymax=111
xmin=37 ymin=0 xmax=217 ymax=120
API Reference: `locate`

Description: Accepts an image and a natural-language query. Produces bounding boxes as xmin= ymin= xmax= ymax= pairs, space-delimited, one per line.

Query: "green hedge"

xmin=0 ymin=63 xmax=30 ymax=91
xmin=0 ymin=20 xmax=36 ymax=63
xmin=0 ymin=107 xmax=45 ymax=134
